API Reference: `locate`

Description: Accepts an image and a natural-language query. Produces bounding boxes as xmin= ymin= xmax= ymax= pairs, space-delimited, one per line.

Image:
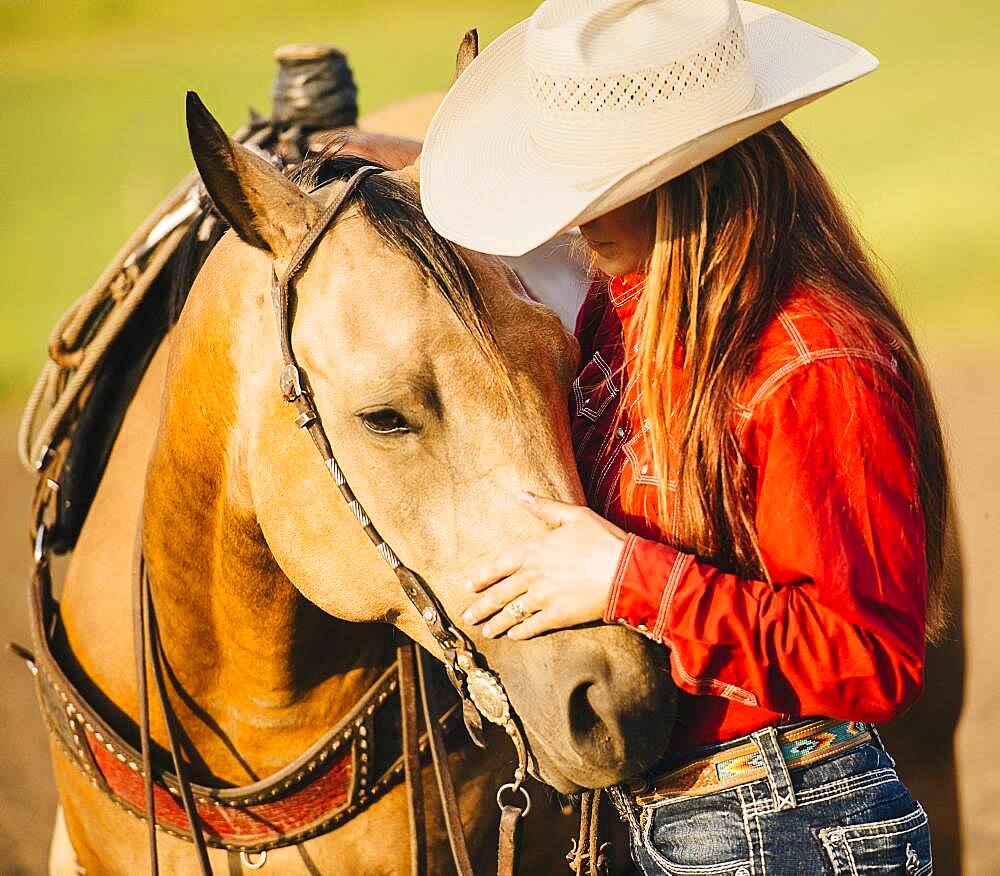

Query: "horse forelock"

xmin=294 ymin=151 xmax=512 ymax=394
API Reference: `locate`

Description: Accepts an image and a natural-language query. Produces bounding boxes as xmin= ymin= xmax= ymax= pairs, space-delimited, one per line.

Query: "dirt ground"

xmin=0 ymin=347 xmax=997 ymax=875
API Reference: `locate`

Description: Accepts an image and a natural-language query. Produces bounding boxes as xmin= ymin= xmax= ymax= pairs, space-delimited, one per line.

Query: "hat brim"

xmin=420 ymin=1 xmax=878 ymax=257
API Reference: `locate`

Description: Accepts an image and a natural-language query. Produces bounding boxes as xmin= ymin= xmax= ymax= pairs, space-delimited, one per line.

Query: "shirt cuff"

xmin=604 ymin=534 xmax=688 ymax=642
xmin=603 ymin=533 xmax=639 ymax=624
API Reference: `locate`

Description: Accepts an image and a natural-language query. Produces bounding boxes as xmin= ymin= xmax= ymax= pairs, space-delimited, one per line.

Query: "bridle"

xmin=272 ymin=164 xmax=531 ymax=776
xmin=265 ymin=164 xmax=533 ymax=871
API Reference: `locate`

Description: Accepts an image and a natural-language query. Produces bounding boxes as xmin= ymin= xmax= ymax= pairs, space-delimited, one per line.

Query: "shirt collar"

xmin=607 ymin=271 xmax=646 ymax=313
xmin=606 ymin=271 xmax=686 ymax=367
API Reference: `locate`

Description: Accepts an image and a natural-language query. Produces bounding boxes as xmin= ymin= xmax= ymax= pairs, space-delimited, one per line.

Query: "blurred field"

xmin=0 ymin=2 xmax=998 ymax=874
xmin=1 ymin=0 xmax=999 ymax=399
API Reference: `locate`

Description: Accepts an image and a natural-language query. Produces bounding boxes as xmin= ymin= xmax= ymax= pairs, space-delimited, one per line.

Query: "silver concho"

xmin=465 ymin=668 xmax=511 ymax=726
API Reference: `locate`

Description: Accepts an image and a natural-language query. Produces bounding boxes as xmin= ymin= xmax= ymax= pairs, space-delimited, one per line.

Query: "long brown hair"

xmin=633 ymin=122 xmax=949 ymax=641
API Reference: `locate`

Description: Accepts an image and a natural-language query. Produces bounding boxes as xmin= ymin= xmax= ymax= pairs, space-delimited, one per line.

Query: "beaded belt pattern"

xmin=633 ymin=719 xmax=872 ymax=805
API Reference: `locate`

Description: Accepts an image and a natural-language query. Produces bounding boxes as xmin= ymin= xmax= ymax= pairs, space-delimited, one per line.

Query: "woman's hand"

xmin=462 ymin=492 xmax=628 ymax=640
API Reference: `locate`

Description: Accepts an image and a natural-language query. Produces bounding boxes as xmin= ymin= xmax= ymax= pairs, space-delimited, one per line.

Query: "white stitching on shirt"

xmin=573 ymin=351 xmax=619 ymax=423
xmin=604 ymin=533 xmax=639 ymax=623
xmin=624 ymin=428 xmax=668 ymax=487
xmin=670 ymin=648 xmax=760 ymax=706
xmin=778 ymin=312 xmax=812 ymax=364
xmin=582 ymin=375 xmax=626 ymax=500
xmin=651 ymin=551 xmax=689 ymax=641
xmin=607 ymin=278 xmax=645 ymax=308
xmin=593 ymin=393 xmax=641 ymax=505
xmin=601 ymin=441 xmax=630 ymax=517
xmin=735 ymin=348 xmax=899 ymax=440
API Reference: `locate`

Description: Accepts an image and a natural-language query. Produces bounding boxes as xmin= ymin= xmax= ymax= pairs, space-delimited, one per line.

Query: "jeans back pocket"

xmin=819 ymin=804 xmax=932 ymax=875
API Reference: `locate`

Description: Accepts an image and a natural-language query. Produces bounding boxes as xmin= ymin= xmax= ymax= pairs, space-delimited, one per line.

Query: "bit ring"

xmin=497 ymin=781 xmax=532 ymax=816
xmin=507 ymin=597 xmax=531 ymax=624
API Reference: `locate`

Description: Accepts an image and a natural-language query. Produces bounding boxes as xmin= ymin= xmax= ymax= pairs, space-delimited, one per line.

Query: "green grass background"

xmin=1 ymin=0 xmax=997 ymax=400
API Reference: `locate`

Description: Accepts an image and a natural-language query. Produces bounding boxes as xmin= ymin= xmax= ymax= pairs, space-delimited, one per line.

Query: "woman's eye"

xmin=361 ymin=409 xmax=410 ymax=435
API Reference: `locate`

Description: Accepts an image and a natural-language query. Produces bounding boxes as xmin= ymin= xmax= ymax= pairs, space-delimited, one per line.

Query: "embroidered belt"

xmin=631 ymin=718 xmax=872 ymax=806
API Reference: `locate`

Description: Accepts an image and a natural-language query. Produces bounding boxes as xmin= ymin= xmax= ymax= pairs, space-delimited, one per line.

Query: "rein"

xmin=13 ymin=164 xmax=538 ymax=874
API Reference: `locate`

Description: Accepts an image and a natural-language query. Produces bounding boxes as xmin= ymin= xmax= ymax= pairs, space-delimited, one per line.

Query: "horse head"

xmin=182 ymin=93 xmax=675 ymax=793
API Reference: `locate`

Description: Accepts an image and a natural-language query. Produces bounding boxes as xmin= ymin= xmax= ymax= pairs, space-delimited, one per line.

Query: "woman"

xmin=421 ymin=1 xmax=945 ymax=873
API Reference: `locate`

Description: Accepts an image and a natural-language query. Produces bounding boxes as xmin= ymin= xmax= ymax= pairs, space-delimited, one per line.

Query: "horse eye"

xmin=361 ymin=408 xmax=410 ymax=435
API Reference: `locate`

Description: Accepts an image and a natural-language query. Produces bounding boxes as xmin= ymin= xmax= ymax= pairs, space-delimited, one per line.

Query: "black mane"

xmin=295 ymin=151 xmax=502 ymax=375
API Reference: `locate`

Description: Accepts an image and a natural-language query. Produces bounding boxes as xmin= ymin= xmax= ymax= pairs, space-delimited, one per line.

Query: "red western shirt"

xmin=572 ymin=273 xmax=927 ymax=752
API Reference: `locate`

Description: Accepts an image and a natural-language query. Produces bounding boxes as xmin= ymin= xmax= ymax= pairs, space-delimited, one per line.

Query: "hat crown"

xmin=524 ymin=0 xmax=756 ymax=165
xmin=528 ymin=0 xmax=740 ymax=74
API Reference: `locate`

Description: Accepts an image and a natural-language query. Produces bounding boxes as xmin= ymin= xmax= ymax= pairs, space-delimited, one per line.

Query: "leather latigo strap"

xmin=497 ymin=804 xmax=524 ymax=876
xmin=398 ymin=642 xmax=428 ymax=876
xmin=632 ymin=718 xmax=872 ymax=805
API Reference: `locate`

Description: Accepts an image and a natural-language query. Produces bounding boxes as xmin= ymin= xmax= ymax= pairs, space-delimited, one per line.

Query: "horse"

xmin=42 ymin=74 xmax=676 ymax=874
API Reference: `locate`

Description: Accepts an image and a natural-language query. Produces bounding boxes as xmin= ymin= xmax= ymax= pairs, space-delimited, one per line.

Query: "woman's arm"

xmin=608 ymin=357 xmax=928 ymax=722
xmin=464 ymin=356 xmax=928 ymax=723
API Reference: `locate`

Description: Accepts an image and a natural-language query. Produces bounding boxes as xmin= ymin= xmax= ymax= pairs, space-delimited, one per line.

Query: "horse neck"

xmin=141 ymin=276 xmax=395 ymax=782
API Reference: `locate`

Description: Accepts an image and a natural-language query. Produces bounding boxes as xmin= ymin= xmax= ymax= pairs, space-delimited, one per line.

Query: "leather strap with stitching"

xmin=398 ymin=642 xmax=428 ymax=876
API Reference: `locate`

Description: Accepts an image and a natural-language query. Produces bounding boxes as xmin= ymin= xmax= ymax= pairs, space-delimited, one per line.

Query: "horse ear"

xmin=378 ymin=31 xmax=478 ymax=190
xmin=185 ymin=91 xmax=319 ymax=258
xmin=453 ymin=29 xmax=478 ymax=83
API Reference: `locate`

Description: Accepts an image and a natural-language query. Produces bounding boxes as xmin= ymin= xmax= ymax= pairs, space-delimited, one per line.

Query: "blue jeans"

xmin=611 ymin=726 xmax=933 ymax=875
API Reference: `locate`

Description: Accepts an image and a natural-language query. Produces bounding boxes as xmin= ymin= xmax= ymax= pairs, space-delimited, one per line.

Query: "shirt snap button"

xmin=736 ymin=868 xmax=750 ymax=876
xmin=828 ymin=828 xmax=846 ymax=844
xmin=633 ymin=343 xmax=640 ymax=353
xmin=616 ymin=427 xmax=626 ymax=439
xmin=640 ymin=464 xmax=649 ymax=475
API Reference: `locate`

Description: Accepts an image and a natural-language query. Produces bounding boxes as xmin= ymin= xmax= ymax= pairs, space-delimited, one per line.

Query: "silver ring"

xmin=507 ymin=598 xmax=531 ymax=623
xmin=497 ymin=781 xmax=532 ymax=816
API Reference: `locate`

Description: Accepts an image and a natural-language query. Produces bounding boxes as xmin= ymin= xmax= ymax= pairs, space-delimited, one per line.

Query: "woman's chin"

xmin=590 ymin=250 xmax=641 ymax=278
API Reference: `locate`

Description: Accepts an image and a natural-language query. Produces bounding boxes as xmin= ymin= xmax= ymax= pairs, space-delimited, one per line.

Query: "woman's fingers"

xmin=463 ymin=575 xmax=529 ymax=625
xmin=506 ymin=609 xmax=557 ymax=641
xmin=465 ymin=544 xmax=527 ymax=594
xmin=479 ymin=584 xmax=537 ymax=638
xmin=519 ymin=492 xmax=583 ymax=527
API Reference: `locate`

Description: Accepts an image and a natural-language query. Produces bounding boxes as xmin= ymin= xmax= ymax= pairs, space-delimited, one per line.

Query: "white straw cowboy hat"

xmin=420 ymin=0 xmax=877 ymax=257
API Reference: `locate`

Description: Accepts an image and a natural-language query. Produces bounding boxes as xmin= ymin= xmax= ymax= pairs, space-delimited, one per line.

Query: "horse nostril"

xmin=567 ymin=680 xmax=621 ymax=767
